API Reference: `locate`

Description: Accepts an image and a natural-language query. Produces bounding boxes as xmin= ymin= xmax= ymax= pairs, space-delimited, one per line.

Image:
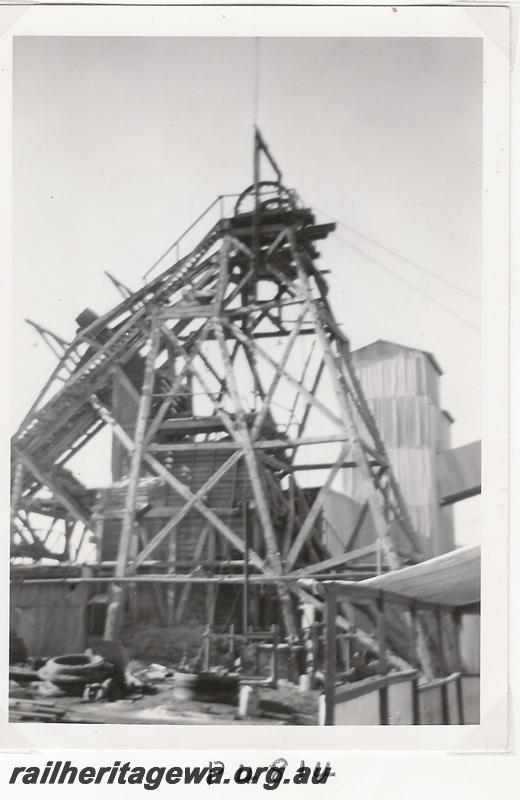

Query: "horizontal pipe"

xmin=9 ymin=571 xmax=387 ymax=586
xmin=176 ymin=329 xmax=317 ymax=341
xmin=89 ymin=559 xmax=249 ymax=569
xmin=9 ymin=576 xmax=454 ymax=611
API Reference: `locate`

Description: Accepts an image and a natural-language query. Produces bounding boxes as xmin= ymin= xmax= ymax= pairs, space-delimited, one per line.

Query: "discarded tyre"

xmin=38 ymin=654 xmax=113 ymax=696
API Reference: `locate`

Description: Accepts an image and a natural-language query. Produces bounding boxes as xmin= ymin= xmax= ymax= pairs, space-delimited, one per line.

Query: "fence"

xmin=321 ymin=581 xmax=479 ymax=725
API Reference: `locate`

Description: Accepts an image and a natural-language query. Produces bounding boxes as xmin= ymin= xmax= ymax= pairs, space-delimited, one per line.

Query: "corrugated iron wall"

xmin=342 ymin=342 xmax=455 ymax=558
xmin=10 ymin=579 xmax=91 ymax=658
xmin=10 ymin=573 xmax=244 ymax=655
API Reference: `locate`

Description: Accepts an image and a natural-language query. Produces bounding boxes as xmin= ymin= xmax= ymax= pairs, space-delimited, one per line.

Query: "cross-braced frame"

xmin=11 ymin=130 xmax=431 ymax=671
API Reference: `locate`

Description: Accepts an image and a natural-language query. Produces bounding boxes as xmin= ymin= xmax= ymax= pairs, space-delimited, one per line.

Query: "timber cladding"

xmin=95 ymin=449 xmax=278 ymax=563
xmin=92 ymin=450 xmax=274 ymax=629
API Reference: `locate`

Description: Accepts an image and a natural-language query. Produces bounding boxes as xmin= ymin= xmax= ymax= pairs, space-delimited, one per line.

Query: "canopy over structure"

xmin=360 ymin=544 xmax=480 ymax=608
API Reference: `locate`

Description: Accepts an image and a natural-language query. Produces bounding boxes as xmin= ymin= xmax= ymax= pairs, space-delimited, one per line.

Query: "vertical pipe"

xmin=252 ymin=128 xmax=261 ymax=275
xmin=242 ymin=501 xmax=250 ymax=634
xmin=244 ymin=130 xmax=261 ymax=335
xmin=324 ymin=584 xmax=337 ymax=726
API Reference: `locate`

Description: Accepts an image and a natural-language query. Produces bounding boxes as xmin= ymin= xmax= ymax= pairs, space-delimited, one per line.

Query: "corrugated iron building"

xmin=337 ymin=340 xmax=455 ymax=558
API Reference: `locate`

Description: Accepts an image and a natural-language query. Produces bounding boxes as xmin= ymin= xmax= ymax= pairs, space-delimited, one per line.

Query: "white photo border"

xmin=0 ymin=3 xmax=511 ymax=755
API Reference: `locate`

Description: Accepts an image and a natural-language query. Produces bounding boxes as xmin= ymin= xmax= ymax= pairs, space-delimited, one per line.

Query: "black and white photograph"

xmin=4 ymin=6 xmax=510 ymax=748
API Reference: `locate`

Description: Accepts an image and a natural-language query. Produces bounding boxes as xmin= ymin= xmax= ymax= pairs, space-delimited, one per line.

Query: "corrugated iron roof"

xmin=352 ymin=339 xmax=443 ymax=376
xmin=359 ymin=545 xmax=480 ymax=608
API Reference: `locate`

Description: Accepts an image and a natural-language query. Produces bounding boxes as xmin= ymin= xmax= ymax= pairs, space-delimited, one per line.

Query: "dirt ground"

xmin=10 ymin=675 xmax=320 ymax=725
xmin=67 ymin=678 xmax=319 ymax=725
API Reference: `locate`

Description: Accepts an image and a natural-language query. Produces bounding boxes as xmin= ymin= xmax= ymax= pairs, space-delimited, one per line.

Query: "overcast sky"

xmin=12 ymin=36 xmax=482 ymax=543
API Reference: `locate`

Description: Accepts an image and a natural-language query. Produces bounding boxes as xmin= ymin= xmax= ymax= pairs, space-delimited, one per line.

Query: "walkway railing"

xmin=142 ymin=194 xmax=241 ymax=282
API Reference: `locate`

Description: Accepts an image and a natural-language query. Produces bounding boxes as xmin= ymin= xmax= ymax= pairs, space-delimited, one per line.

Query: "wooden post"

xmin=377 ymin=594 xmax=388 ymax=675
xmin=377 ymin=594 xmax=389 ymax=725
xmin=451 ymin=607 xmax=463 ymax=672
xmin=311 ymin=621 xmax=319 ymax=680
xmin=440 ymin=681 xmax=450 ymax=724
xmin=435 ymin=606 xmax=450 ymax=724
xmin=166 ymin=527 xmax=177 ymax=626
xmin=288 ymin=642 xmax=296 ymax=684
xmin=455 ymin=674 xmax=465 ymax=726
xmin=206 ymin=527 xmax=217 ymax=628
xmin=104 ymin=312 xmax=161 ymax=640
xmin=436 ymin=606 xmax=447 ymax=676
xmin=271 ymin=624 xmax=280 ymax=684
xmin=452 ymin=608 xmax=465 ymax=724
xmin=93 ymin=514 xmax=104 ymax=563
xmin=202 ymin=626 xmax=212 ymax=671
xmin=324 ymin=584 xmax=337 ymax=726
xmin=254 ymin=630 xmax=260 ymax=675
xmin=412 ymin=677 xmax=420 ymax=725
xmin=409 ymin=601 xmax=420 ymax=669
